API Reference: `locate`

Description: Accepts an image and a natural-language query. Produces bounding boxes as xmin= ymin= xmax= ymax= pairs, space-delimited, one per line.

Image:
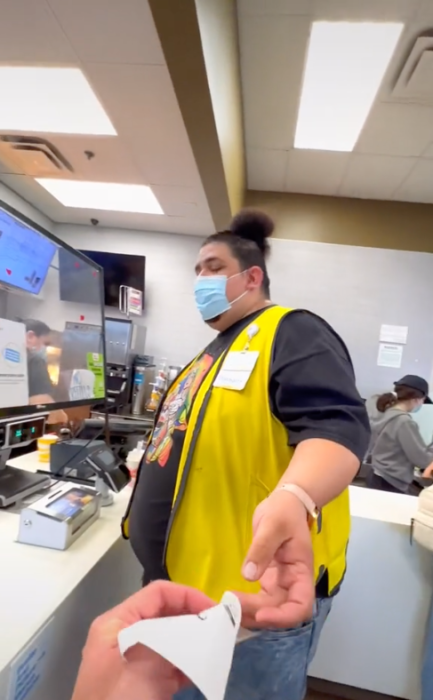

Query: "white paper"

xmin=379 ymin=324 xmax=408 ymax=345
xmin=213 ymin=351 xmax=259 ymax=391
xmin=221 ymin=352 xmax=259 ymax=372
xmin=0 ymin=319 xmax=29 ymax=408
xmin=7 ymin=618 xmax=53 ymax=700
xmin=118 ymin=592 xmax=246 ymax=700
xmin=377 ymin=343 xmax=403 ymax=369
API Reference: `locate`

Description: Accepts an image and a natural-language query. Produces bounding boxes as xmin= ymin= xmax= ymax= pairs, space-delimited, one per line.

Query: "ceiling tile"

xmin=47 ymin=0 xmax=165 ymax=65
xmin=393 ymin=159 xmax=433 ymax=202
xmin=0 ymin=0 xmax=76 ymax=63
xmin=237 ymin=0 xmax=311 ymax=16
xmin=311 ymin=0 xmax=415 ymax=21
xmin=356 ymin=103 xmax=433 ymax=157
xmin=246 ymin=148 xmax=288 ymax=191
xmin=285 ymin=150 xmax=349 ymax=195
xmin=0 ymin=174 xmax=214 ymax=235
xmin=339 ymin=154 xmax=416 ymax=199
xmin=416 ymin=0 xmax=433 ymax=20
xmin=239 ymin=15 xmax=310 ymax=150
xmin=84 ymin=64 xmax=202 ymax=188
xmin=422 ymin=142 xmax=433 ymax=158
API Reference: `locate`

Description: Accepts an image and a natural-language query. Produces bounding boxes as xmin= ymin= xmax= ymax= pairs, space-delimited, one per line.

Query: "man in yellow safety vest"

xmin=123 ymin=210 xmax=370 ymax=700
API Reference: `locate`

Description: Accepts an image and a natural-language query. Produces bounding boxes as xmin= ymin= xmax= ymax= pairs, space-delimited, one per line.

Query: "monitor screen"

xmin=77 ymin=251 xmax=145 ymax=308
xmin=0 ymin=201 xmax=106 ymax=417
xmin=0 ymin=208 xmax=56 ymax=294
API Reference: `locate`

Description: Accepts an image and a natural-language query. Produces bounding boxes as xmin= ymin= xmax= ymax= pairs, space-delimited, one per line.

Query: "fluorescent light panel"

xmin=295 ymin=22 xmax=404 ymax=152
xmin=36 ymin=179 xmax=164 ymax=215
xmin=0 ymin=67 xmax=116 ymax=135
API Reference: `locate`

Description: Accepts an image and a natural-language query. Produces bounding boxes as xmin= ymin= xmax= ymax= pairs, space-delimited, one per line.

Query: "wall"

xmin=0 ymin=183 xmax=53 ymax=233
xmin=55 ymin=224 xmax=215 ymax=366
xmin=246 ymin=190 xmax=433 ymax=253
xmin=2 ymin=179 xmax=433 ymax=398
xmin=268 ymin=239 xmax=433 ymax=398
xmin=56 ymin=223 xmax=433 ymax=398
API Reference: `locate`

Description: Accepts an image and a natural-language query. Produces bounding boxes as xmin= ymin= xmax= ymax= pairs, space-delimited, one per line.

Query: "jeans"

xmin=422 ymin=594 xmax=433 ymax=700
xmin=176 ymin=596 xmax=332 ymax=700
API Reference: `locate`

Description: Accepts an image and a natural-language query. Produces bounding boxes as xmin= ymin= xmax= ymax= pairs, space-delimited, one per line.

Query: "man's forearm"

xmin=278 ymin=438 xmax=359 ymax=508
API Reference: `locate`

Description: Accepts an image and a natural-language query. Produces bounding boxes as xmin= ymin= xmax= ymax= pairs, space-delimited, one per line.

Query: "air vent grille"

xmin=0 ymin=135 xmax=73 ymax=176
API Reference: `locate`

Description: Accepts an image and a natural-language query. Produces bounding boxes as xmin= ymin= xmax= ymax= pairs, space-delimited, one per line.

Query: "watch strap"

xmin=276 ymin=483 xmax=319 ymax=520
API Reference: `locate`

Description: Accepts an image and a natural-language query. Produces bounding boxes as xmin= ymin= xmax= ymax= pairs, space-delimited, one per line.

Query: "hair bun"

xmin=229 ymin=209 xmax=274 ymax=257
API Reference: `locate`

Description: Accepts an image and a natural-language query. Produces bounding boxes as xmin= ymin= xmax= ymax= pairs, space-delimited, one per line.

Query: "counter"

xmin=310 ymin=487 xmax=433 ymax=700
xmin=0 ymin=451 xmax=141 ymax=700
xmin=0 ymin=453 xmax=431 ymax=700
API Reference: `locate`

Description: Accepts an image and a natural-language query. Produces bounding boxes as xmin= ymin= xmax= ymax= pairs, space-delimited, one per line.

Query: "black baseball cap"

xmin=394 ymin=375 xmax=429 ymax=396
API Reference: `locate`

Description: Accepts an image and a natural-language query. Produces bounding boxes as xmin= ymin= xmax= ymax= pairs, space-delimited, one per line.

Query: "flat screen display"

xmin=78 ymin=251 xmax=145 ymax=308
xmin=0 ymin=208 xmax=56 ymax=294
xmin=46 ymin=488 xmax=94 ymax=518
xmin=0 ymin=200 xmax=106 ymax=417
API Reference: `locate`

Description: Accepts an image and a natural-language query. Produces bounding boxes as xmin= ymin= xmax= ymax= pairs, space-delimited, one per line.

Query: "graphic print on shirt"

xmin=145 ymin=354 xmax=214 ymax=467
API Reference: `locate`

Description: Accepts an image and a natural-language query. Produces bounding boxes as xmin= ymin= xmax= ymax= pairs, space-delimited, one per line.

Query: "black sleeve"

xmin=269 ymin=310 xmax=371 ymax=461
xmin=28 ymin=356 xmax=54 ymax=398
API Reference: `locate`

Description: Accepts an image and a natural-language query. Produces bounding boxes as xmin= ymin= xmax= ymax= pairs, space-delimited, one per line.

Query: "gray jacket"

xmin=369 ymin=408 xmax=433 ymax=492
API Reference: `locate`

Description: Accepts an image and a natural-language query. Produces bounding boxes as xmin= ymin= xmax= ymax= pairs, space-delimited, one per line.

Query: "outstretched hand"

xmin=237 ymin=490 xmax=315 ymax=629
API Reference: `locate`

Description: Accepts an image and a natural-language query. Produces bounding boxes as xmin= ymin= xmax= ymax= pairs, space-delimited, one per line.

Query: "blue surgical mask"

xmin=31 ymin=346 xmax=47 ymax=360
xmin=194 ymin=273 xmax=247 ymax=322
xmin=412 ymin=404 xmax=422 ymax=414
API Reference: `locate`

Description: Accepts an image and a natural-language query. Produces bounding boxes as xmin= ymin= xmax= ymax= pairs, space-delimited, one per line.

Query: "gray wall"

xmin=57 ymin=224 xmax=433 ymax=399
xmin=0 ymin=290 xmax=7 ymax=317
xmin=269 ymin=239 xmax=433 ymax=398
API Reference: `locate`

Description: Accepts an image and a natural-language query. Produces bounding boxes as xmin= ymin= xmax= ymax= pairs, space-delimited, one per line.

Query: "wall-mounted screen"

xmin=0 ymin=208 xmax=56 ymax=294
xmin=78 ymin=251 xmax=145 ymax=309
xmin=0 ymin=201 xmax=106 ymax=417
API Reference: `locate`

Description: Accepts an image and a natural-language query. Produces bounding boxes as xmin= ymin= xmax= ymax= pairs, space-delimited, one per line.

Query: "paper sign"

xmin=0 ymin=319 xmax=29 ymax=408
xmin=86 ymin=352 xmax=105 ymax=398
xmin=127 ymin=287 xmax=143 ymax=316
xmin=380 ymin=324 xmax=408 ymax=345
xmin=118 ymin=592 xmax=246 ymax=700
xmin=7 ymin=619 xmax=53 ymax=700
xmin=377 ymin=343 xmax=403 ymax=369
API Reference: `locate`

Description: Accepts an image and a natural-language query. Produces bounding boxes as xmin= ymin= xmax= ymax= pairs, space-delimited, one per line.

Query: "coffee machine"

xmin=104 ymin=317 xmax=148 ymax=413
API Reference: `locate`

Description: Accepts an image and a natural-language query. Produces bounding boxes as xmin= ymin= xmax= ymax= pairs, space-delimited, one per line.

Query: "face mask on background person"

xmin=194 ymin=272 xmax=249 ymax=322
xmin=30 ymin=345 xmax=47 ymax=360
xmin=411 ymin=404 xmax=423 ymax=414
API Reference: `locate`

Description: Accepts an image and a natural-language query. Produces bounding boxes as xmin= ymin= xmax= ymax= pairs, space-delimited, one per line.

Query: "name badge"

xmin=213 ymin=351 xmax=259 ymax=391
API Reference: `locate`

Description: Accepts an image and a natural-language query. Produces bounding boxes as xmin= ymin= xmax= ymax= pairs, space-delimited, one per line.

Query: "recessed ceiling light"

xmin=0 ymin=67 xmax=116 ymax=135
xmin=36 ymin=179 xmax=164 ymax=215
xmin=294 ymin=22 xmax=403 ymax=152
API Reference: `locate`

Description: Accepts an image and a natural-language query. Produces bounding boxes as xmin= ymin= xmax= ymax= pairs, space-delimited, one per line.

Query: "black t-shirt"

xmin=128 ymin=309 xmax=371 ymax=589
xmin=27 ymin=354 xmax=53 ymax=398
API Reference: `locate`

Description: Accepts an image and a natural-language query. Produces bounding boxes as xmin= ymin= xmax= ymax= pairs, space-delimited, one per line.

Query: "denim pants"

xmin=176 ymin=597 xmax=332 ymax=700
xmin=422 ymin=593 xmax=433 ymax=700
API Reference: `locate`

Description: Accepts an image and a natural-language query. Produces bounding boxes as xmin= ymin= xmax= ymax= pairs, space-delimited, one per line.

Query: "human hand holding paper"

xmin=71 ymin=581 xmax=214 ymax=700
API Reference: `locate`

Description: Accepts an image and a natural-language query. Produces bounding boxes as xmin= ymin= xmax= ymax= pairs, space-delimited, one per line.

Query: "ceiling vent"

xmin=392 ymin=31 xmax=433 ymax=105
xmin=0 ymin=135 xmax=73 ymax=177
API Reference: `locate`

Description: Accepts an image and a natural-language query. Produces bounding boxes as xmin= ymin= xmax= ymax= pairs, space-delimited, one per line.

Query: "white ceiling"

xmin=238 ymin=0 xmax=433 ymax=203
xmin=0 ymin=0 xmax=214 ymax=235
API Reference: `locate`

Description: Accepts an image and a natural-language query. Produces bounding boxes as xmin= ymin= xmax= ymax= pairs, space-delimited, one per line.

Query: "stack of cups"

xmin=37 ymin=434 xmax=58 ymax=463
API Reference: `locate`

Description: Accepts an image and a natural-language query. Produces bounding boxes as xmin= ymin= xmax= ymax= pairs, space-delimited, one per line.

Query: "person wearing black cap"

xmin=368 ymin=374 xmax=433 ymax=493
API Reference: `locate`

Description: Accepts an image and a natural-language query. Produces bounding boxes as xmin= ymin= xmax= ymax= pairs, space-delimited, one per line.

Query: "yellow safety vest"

xmin=123 ymin=305 xmax=350 ymax=601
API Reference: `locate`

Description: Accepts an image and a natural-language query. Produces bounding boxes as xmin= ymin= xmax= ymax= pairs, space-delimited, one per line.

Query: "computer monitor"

xmin=0 ymin=199 xmax=106 ymax=418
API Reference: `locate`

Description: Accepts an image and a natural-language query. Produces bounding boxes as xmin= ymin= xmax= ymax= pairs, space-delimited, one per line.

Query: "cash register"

xmin=0 ymin=414 xmax=51 ymax=507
